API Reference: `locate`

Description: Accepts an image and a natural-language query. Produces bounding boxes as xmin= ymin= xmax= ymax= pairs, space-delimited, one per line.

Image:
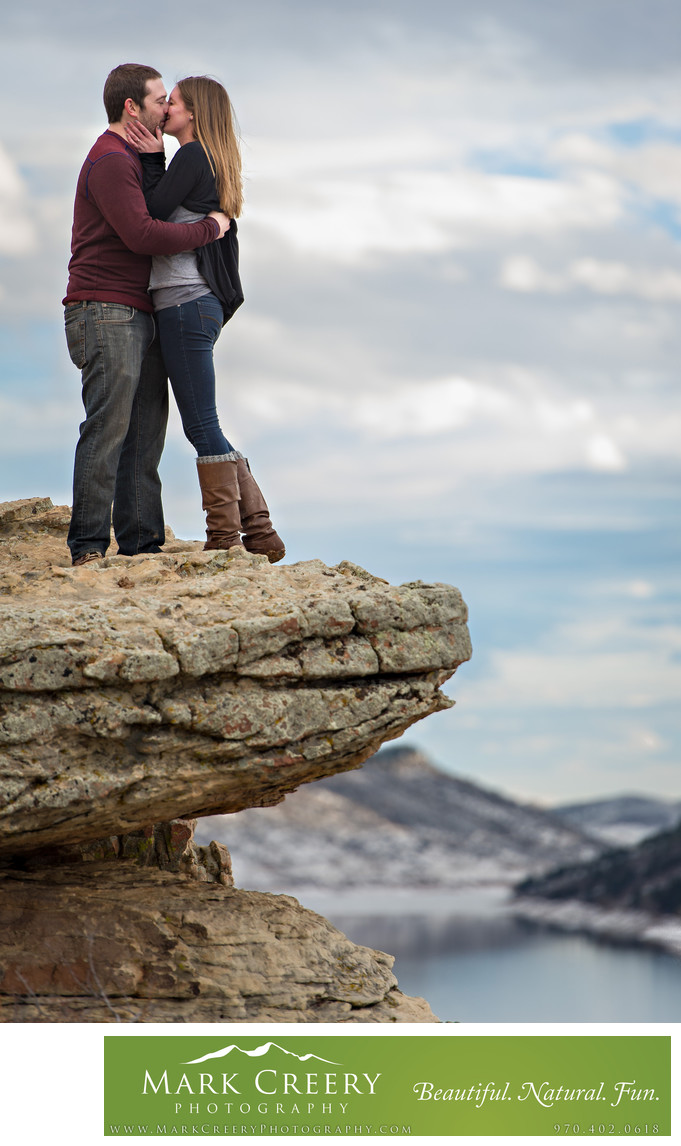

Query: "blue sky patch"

xmin=606 ymin=119 xmax=681 ymax=148
xmin=469 ymin=150 xmax=556 ymax=179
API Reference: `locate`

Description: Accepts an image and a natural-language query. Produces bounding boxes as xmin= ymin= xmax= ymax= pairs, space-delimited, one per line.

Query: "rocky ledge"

xmin=0 ymin=498 xmax=470 ymax=1022
xmin=0 ymin=498 xmax=471 ymax=857
xmin=0 ymin=820 xmax=436 ymax=1022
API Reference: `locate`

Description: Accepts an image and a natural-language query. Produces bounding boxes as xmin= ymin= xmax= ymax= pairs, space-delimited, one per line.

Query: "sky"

xmin=1 ymin=0 xmax=679 ymax=806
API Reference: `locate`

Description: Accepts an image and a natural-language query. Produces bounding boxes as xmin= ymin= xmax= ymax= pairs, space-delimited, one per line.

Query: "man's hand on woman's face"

xmin=125 ymin=121 xmax=165 ymax=153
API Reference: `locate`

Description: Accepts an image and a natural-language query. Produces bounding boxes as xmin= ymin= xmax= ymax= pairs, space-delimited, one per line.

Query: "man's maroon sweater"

xmin=63 ymin=130 xmax=219 ymax=313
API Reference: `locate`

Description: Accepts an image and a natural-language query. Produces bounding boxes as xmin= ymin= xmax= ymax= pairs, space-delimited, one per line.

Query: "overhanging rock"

xmin=0 ymin=498 xmax=472 ymax=858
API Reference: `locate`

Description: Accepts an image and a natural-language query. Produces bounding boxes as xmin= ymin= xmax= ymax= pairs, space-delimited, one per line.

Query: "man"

xmin=63 ymin=63 xmax=230 ymax=565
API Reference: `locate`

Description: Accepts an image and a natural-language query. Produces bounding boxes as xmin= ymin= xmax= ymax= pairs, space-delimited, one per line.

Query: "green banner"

xmin=104 ymin=1035 xmax=670 ymax=1137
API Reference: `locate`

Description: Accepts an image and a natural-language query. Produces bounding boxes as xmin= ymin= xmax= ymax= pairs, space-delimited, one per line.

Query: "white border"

xmin=1 ymin=1022 xmax=674 ymax=1144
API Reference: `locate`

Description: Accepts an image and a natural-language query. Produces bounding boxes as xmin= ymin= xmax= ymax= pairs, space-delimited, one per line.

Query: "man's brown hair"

xmin=103 ymin=63 xmax=161 ymax=124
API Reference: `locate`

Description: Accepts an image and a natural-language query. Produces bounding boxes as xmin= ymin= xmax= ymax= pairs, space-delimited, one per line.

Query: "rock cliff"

xmin=0 ymin=821 xmax=435 ymax=1022
xmin=0 ymin=498 xmax=471 ymax=1022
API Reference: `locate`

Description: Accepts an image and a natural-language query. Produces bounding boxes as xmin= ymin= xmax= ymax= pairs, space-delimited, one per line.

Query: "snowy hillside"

xmin=195 ymin=745 xmax=601 ymax=890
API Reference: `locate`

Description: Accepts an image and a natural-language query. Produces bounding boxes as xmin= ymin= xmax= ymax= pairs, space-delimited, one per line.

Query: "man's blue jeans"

xmin=156 ymin=292 xmax=236 ymax=457
xmin=65 ymin=301 xmax=168 ymax=560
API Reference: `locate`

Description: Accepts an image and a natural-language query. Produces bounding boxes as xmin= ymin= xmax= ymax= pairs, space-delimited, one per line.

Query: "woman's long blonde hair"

xmin=177 ymin=75 xmax=243 ymax=218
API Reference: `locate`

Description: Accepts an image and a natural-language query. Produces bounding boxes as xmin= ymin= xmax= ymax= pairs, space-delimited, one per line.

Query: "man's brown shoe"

xmin=72 ymin=551 xmax=103 ymax=567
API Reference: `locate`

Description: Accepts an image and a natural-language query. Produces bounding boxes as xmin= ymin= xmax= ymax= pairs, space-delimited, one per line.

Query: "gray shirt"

xmin=149 ymin=204 xmax=210 ymax=311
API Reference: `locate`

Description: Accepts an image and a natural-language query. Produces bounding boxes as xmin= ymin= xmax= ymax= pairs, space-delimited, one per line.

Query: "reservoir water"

xmin=292 ymin=886 xmax=681 ymax=1023
xmin=392 ymin=931 xmax=681 ymax=1023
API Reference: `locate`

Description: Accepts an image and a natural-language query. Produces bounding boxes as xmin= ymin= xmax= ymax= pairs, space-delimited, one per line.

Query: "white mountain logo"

xmin=182 ymin=1042 xmax=342 ymax=1066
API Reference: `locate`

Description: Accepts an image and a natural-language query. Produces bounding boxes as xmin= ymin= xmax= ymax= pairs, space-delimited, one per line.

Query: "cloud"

xmin=584 ymin=434 xmax=627 ymax=472
xmin=499 ymin=255 xmax=565 ymax=293
xmin=217 ymin=325 xmax=647 ymax=482
xmin=551 ymin=133 xmax=681 ymax=209
xmin=354 ymin=376 xmax=513 ymax=437
xmin=248 ymin=166 xmax=624 ymax=264
xmin=469 ymin=649 xmax=680 ymax=709
xmin=0 ymin=144 xmax=37 ymax=256
xmin=0 ymin=392 xmax=80 ymax=455
xmin=626 ymin=581 xmax=655 ymax=600
xmin=570 ymin=257 xmax=681 ymax=300
xmin=412 ymin=699 xmax=681 ymax=805
xmin=460 ymin=615 xmax=681 ymax=712
xmin=500 ymin=254 xmax=681 ymax=300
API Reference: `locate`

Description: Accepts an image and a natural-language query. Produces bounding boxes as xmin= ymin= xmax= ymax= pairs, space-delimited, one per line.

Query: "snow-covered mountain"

xmin=195 ymin=745 xmax=602 ymax=890
xmin=512 ymin=820 xmax=681 ymax=954
xmin=516 ymin=820 xmax=681 ymax=916
xmin=553 ymin=795 xmax=681 ymax=847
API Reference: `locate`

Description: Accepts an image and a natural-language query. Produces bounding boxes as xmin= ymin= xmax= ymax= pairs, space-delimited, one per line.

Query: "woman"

xmin=125 ymin=76 xmax=284 ymax=562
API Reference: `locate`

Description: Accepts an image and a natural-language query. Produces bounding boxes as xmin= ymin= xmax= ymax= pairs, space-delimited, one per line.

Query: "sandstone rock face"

xmin=0 ymin=859 xmax=436 ymax=1023
xmin=0 ymin=498 xmax=470 ymax=1024
xmin=0 ymin=499 xmax=471 ymax=857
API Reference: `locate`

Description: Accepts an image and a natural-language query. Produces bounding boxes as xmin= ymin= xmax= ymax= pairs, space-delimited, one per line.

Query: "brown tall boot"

xmin=236 ymin=457 xmax=285 ymax=563
xmin=196 ymin=458 xmax=245 ymax=551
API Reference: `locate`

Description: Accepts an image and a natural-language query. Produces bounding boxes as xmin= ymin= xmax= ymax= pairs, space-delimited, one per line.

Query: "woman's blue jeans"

xmin=155 ymin=293 xmax=236 ymax=458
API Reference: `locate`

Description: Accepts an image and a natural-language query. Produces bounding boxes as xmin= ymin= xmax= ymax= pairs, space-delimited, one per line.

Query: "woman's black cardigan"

xmin=140 ymin=142 xmax=244 ymax=323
